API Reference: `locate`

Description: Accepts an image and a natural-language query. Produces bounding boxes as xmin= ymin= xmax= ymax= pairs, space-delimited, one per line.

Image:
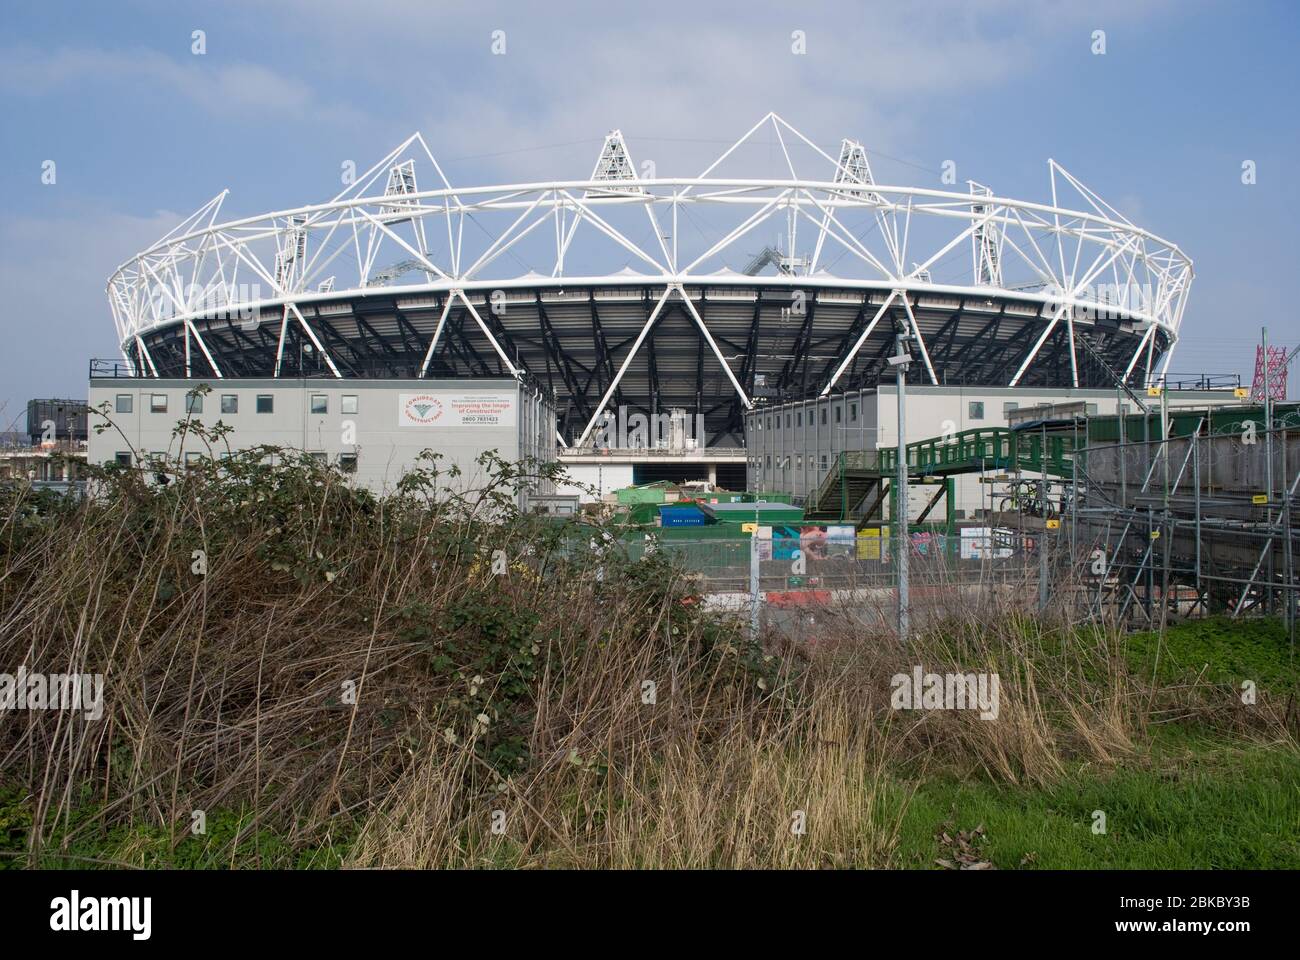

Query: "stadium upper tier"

xmin=106 ymin=113 xmax=1192 ymax=444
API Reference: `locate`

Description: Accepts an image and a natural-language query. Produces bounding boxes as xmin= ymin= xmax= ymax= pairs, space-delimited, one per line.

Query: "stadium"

xmin=103 ymin=113 xmax=1193 ymax=454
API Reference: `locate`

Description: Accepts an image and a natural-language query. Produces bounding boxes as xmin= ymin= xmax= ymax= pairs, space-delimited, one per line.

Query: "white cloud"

xmin=242 ymin=0 xmax=1180 ymax=183
xmin=0 ymin=46 xmax=313 ymax=114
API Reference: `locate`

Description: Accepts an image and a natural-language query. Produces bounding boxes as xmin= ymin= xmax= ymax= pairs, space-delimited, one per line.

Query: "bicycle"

xmin=997 ymin=478 xmax=1058 ymax=518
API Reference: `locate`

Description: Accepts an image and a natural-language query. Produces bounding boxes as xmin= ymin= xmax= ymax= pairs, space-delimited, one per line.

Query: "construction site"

xmin=581 ymin=338 xmax=1299 ymax=645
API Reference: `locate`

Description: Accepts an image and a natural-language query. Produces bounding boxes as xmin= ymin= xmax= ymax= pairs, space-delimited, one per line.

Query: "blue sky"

xmin=2 ymin=0 xmax=1297 ymax=427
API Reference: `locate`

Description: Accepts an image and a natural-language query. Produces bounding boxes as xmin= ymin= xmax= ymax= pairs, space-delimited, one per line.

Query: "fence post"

xmin=1193 ymin=431 xmax=1202 ymax=616
xmin=1038 ymin=525 xmax=1049 ymax=615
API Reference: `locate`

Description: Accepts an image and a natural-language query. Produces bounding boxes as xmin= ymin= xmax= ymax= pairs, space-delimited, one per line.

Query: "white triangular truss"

xmin=967 ymin=181 xmax=1003 ymax=288
xmin=586 ymin=130 xmax=642 ymax=197
xmin=107 ymin=113 xmax=1193 ymax=395
xmin=833 ymin=139 xmax=881 ymax=204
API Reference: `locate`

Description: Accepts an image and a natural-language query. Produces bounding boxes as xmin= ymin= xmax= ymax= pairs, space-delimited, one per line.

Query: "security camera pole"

xmin=888 ymin=328 xmax=913 ymax=642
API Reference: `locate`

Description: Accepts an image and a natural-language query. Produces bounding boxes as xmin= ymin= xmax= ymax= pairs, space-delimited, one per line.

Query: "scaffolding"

xmin=1063 ymin=404 xmax=1299 ymax=641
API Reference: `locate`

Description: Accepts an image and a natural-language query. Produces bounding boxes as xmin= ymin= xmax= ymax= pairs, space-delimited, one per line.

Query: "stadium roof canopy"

xmin=107 ymin=114 xmax=1192 ymax=445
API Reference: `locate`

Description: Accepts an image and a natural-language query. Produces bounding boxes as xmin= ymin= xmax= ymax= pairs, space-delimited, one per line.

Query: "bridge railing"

xmin=877 ymin=428 xmax=1016 ymax=475
xmin=873 ymin=427 xmax=1076 ymax=478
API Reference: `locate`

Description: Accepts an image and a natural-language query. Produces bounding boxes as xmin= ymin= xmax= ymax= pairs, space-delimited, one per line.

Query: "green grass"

xmin=894 ymin=741 xmax=1300 ymax=869
xmin=1125 ymin=616 xmax=1298 ymax=695
xmin=887 ymin=619 xmax=1300 ymax=869
xmin=0 ymin=794 xmax=350 ymax=870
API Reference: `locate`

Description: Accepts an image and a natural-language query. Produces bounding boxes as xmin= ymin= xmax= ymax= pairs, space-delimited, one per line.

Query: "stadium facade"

xmin=91 ymin=114 xmax=1200 ymax=499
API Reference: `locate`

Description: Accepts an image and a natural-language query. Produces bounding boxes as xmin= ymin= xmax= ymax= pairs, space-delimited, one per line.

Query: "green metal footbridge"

xmin=805 ymin=427 xmax=1076 ymax=525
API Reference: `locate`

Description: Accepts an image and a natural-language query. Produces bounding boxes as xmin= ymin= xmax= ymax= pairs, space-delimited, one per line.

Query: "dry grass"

xmin=347 ymin=669 xmax=907 ymax=868
xmin=0 ymin=448 xmax=1292 ymax=868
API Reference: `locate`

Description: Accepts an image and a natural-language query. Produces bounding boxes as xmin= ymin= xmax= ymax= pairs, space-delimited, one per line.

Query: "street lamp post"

xmin=888 ymin=330 xmax=913 ymax=642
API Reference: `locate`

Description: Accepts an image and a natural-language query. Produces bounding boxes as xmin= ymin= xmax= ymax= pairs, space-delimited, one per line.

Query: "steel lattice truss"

xmin=107 ymin=113 xmax=1193 ymax=444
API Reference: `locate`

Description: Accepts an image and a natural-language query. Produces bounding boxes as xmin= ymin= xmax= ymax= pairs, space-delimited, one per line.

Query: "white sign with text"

xmin=397 ymin=393 xmax=516 ymax=428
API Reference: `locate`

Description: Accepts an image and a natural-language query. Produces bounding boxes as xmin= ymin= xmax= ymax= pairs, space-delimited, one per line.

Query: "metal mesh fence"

xmin=611 ymin=416 xmax=1298 ymax=645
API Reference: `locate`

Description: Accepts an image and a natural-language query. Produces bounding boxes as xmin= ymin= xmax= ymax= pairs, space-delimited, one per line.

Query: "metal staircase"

xmin=804 ymin=451 xmax=886 ymax=524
